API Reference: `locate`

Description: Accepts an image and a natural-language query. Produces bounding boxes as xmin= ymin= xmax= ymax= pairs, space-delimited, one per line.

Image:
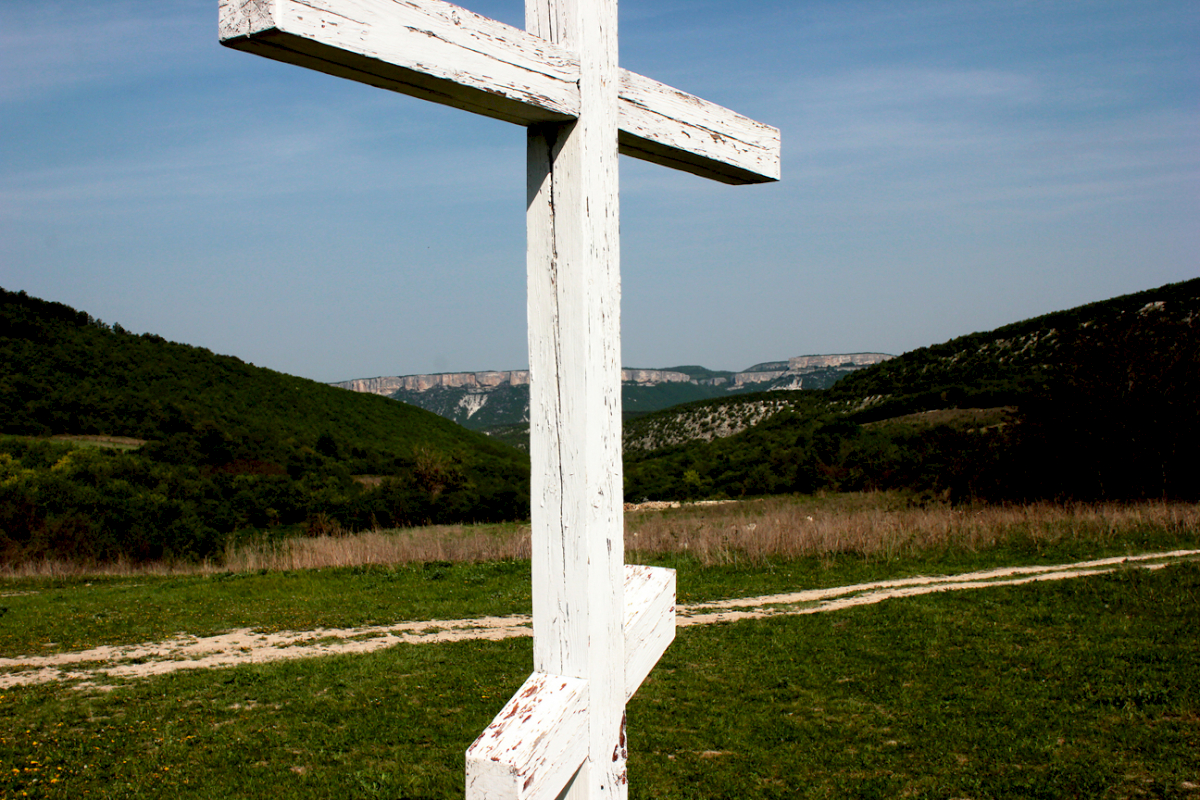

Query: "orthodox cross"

xmin=219 ymin=1 xmax=779 ymax=797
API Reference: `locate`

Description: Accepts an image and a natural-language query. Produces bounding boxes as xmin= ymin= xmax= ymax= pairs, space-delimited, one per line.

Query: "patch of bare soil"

xmin=624 ymin=499 xmax=738 ymax=512
xmin=50 ymin=434 xmax=147 ymax=448
xmin=2 ymin=550 xmax=1195 ymax=691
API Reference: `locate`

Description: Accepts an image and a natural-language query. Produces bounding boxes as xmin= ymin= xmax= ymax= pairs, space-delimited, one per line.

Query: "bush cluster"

xmin=626 ymin=300 xmax=1198 ymax=505
xmin=0 ymin=288 xmax=530 ymax=565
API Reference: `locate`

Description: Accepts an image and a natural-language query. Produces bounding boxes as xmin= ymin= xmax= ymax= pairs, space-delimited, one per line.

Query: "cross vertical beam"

xmin=526 ymin=0 xmax=626 ymax=796
xmin=219 ymin=1 xmax=778 ymax=796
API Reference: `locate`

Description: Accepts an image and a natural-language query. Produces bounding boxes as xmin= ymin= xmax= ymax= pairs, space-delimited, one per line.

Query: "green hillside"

xmin=828 ymin=278 xmax=1200 ymax=419
xmin=625 ymin=278 xmax=1200 ymax=503
xmin=4 ymin=277 xmax=1195 ymax=564
xmin=620 ymin=380 xmax=735 ymax=416
xmin=0 ymin=288 xmax=529 ymax=564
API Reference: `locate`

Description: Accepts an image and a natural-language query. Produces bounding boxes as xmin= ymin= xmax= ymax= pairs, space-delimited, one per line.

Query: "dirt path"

xmin=2 ymin=550 xmax=1196 ymax=690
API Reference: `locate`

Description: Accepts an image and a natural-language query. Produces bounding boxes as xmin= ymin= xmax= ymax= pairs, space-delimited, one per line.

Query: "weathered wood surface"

xmin=220 ymin=0 xmax=775 ymax=795
xmin=219 ymin=0 xmax=579 ymax=123
xmin=622 ymin=565 xmax=675 ymax=702
xmin=219 ymin=0 xmax=779 ymax=184
xmin=465 ymin=672 xmax=589 ymax=800
xmin=464 ymin=564 xmax=674 ymax=799
xmin=618 ymin=70 xmax=780 ymax=185
xmin=524 ymin=0 xmax=626 ymax=792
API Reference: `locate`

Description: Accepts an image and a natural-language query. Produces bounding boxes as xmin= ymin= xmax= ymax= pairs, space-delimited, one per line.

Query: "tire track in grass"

xmin=675 ymin=549 xmax=1200 ymax=625
xmin=2 ymin=550 xmax=1197 ymax=690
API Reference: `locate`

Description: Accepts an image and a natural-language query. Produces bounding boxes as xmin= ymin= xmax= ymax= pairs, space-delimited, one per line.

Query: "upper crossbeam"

xmin=219 ymin=0 xmax=780 ymax=184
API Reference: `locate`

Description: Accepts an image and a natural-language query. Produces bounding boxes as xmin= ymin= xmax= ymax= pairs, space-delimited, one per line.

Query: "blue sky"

xmin=2 ymin=0 xmax=1196 ymax=382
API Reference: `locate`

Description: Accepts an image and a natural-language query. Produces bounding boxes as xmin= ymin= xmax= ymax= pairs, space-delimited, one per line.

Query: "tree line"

xmin=2 ymin=279 xmax=1196 ymax=566
xmin=625 ymin=296 xmax=1199 ymax=505
xmin=1 ymin=288 xmax=530 ymax=564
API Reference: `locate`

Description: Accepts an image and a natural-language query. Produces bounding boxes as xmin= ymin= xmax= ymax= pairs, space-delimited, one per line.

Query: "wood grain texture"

xmin=525 ymin=0 xmax=626 ymax=794
xmin=622 ymin=565 xmax=676 ymax=702
xmin=219 ymin=0 xmax=580 ymax=124
xmin=220 ymin=1 xmax=765 ymax=796
xmin=218 ymin=0 xmax=275 ymax=40
xmin=219 ymin=0 xmax=779 ymax=182
xmin=465 ymin=672 xmax=589 ymax=800
xmin=619 ymin=70 xmax=781 ymax=185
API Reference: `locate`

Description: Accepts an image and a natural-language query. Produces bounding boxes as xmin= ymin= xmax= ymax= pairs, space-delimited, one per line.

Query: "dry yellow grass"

xmin=225 ymin=525 xmax=533 ymax=572
xmin=3 ymin=495 xmax=1195 ymax=577
xmin=625 ymin=496 xmax=1198 ymax=566
xmin=0 ymin=554 xmax=212 ymax=579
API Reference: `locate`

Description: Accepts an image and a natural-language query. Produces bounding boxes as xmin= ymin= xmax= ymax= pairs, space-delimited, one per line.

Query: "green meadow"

xmin=1 ymin=500 xmax=1198 ymax=799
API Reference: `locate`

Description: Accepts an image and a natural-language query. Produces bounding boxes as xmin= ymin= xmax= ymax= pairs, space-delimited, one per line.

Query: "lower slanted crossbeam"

xmin=466 ymin=565 xmax=675 ymax=800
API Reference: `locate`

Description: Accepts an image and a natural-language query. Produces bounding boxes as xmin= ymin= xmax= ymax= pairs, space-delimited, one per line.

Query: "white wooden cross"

xmin=219 ymin=1 xmax=779 ymax=796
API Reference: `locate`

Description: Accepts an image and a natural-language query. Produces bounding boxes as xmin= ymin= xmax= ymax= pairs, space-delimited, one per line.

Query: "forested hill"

xmin=625 ymin=277 xmax=1200 ymax=452
xmin=826 ymin=277 xmax=1200 ymax=422
xmin=623 ymin=277 xmax=1199 ymax=503
xmin=1 ymin=288 xmax=510 ymax=457
xmin=0 ymin=287 xmax=529 ymax=563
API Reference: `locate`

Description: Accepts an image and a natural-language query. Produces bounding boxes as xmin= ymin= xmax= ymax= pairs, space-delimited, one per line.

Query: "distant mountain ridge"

xmin=330 ymin=353 xmax=894 ymax=430
xmin=621 ymin=277 xmax=1200 ymax=503
xmin=623 ymin=277 xmax=1200 ymax=455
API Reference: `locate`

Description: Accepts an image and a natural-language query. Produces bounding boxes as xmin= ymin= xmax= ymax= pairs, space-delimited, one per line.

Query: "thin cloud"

xmin=0 ymin=96 xmax=523 ymax=222
xmin=761 ymin=62 xmax=1198 ymax=220
xmin=0 ymin=0 xmax=207 ymax=104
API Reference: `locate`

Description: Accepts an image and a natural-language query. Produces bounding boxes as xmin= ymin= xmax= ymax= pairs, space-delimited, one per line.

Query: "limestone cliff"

xmin=330 ymin=371 xmax=530 ymax=396
xmin=788 ymin=353 xmax=893 ymax=371
xmin=330 ymin=368 xmax=699 ymax=396
xmin=331 ymin=353 xmax=894 ymax=432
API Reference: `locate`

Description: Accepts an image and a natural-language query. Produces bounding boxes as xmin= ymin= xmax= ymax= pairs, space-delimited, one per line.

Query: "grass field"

xmin=46 ymin=435 xmax=146 ymax=451
xmin=1 ymin=496 xmax=1197 ymax=798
